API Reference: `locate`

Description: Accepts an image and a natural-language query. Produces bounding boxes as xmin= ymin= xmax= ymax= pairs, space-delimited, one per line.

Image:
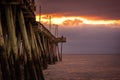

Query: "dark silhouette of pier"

xmin=0 ymin=0 xmax=66 ymax=80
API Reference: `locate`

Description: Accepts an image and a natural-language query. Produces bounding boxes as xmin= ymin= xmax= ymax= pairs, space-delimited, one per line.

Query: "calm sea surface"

xmin=43 ymin=54 xmax=120 ymax=80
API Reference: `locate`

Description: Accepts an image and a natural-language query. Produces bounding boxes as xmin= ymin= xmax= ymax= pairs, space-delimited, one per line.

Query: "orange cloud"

xmin=63 ymin=19 xmax=83 ymax=26
xmin=35 ymin=14 xmax=120 ymax=27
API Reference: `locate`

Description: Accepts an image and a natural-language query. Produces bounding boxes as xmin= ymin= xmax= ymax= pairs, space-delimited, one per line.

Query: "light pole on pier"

xmin=54 ymin=25 xmax=58 ymax=37
xmin=49 ymin=16 xmax=52 ymax=32
xmin=39 ymin=6 xmax=41 ymax=22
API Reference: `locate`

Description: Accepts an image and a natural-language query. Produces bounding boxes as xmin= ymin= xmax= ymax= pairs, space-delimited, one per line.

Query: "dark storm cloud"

xmin=35 ymin=0 xmax=120 ymax=19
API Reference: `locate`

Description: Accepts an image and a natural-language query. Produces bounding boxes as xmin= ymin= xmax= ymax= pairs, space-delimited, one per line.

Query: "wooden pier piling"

xmin=0 ymin=0 xmax=66 ymax=80
xmin=0 ymin=10 xmax=11 ymax=80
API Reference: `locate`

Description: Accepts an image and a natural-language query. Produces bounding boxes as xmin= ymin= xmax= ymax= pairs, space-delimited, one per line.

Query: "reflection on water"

xmin=43 ymin=54 xmax=120 ymax=80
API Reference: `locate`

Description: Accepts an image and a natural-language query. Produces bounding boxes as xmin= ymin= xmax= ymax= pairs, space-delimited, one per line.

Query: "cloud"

xmin=63 ymin=19 xmax=83 ymax=26
xmin=35 ymin=0 xmax=120 ymax=20
xmin=35 ymin=0 xmax=120 ymax=54
xmin=60 ymin=25 xmax=120 ymax=54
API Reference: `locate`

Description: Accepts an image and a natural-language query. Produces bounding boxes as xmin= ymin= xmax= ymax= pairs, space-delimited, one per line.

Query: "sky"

xmin=35 ymin=0 xmax=120 ymax=54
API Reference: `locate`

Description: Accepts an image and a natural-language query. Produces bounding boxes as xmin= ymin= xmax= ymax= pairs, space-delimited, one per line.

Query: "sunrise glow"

xmin=36 ymin=14 xmax=120 ymax=26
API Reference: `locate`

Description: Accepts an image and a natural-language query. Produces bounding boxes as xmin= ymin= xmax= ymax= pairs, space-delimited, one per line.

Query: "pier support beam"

xmin=6 ymin=6 xmax=18 ymax=59
xmin=0 ymin=9 xmax=11 ymax=80
xmin=5 ymin=5 xmax=25 ymax=80
xmin=18 ymin=9 xmax=38 ymax=80
xmin=0 ymin=1 xmax=66 ymax=80
xmin=60 ymin=43 xmax=63 ymax=61
xmin=29 ymin=23 xmax=45 ymax=80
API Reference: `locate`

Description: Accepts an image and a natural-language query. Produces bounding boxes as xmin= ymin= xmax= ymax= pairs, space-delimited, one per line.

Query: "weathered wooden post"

xmin=5 ymin=6 xmax=21 ymax=80
xmin=0 ymin=64 xmax=2 ymax=80
xmin=51 ymin=43 xmax=55 ymax=64
xmin=35 ymin=33 xmax=44 ymax=64
xmin=49 ymin=42 xmax=55 ymax=64
xmin=29 ymin=22 xmax=45 ymax=80
xmin=5 ymin=6 xmax=18 ymax=60
xmin=46 ymin=39 xmax=52 ymax=64
xmin=40 ymin=34 xmax=48 ymax=69
xmin=18 ymin=9 xmax=38 ymax=80
xmin=60 ymin=42 xmax=63 ymax=61
xmin=57 ymin=44 xmax=61 ymax=61
xmin=56 ymin=36 xmax=66 ymax=61
xmin=54 ymin=43 xmax=58 ymax=62
xmin=0 ymin=8 xmax=11 ymax=80
xmin=17 ymin=28 xmax=25 ymax=80
xmin=53 ymin=43 xmax=58 ymax=63
xmin=35 ymin=33 xmax=48 ymax=69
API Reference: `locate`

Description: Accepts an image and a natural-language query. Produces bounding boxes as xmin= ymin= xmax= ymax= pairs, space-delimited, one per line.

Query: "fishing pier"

xmin=0 ymin=0 xmax=66 ymax=80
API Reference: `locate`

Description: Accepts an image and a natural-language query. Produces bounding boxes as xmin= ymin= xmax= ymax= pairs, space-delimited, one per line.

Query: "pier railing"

xmin=0 ymin=0 xmax=66 ymax=80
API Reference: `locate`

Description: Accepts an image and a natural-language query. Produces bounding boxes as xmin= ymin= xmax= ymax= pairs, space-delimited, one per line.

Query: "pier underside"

xmin=0 ymin=0 xmax=66 ymax=80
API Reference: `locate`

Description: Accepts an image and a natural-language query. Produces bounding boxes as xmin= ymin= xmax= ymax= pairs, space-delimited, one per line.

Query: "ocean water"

xmin=43 ymin=54 xmax=120 ymax=80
